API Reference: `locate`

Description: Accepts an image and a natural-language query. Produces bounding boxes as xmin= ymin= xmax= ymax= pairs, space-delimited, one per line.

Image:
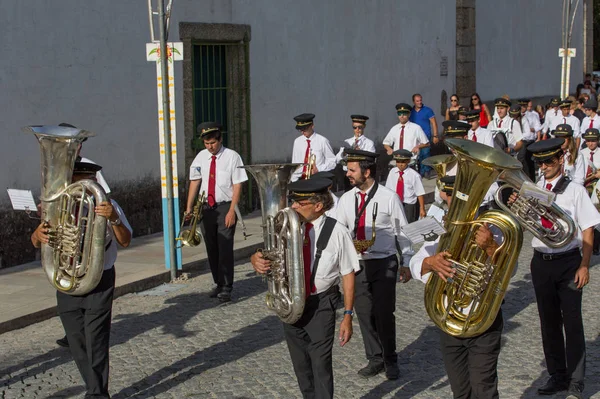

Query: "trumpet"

xmin=178 ymin=191 xmax=206 ymax=247
xmin=304 ymin=153 xmax=316 ymax=179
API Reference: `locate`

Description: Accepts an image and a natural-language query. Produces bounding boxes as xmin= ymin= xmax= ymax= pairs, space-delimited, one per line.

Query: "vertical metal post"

xmin=158 ymin=0 xmax=177 ymax=281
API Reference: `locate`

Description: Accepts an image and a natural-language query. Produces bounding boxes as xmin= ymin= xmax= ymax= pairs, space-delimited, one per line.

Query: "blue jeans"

xmin=418 ymin=146 xmax=432 ymax=176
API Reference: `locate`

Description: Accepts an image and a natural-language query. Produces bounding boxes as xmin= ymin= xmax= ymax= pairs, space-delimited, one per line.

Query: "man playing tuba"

xmin=410 ymin=175 xmax=506 ymax=399
xmin=31 ymin=161 xmax=132 ymax=399
xmin=251 ymin=178 xmax=359 ymax=399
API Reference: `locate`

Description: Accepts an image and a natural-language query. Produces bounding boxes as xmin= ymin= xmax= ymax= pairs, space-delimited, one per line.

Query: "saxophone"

xmin=424 ymin=138 xmax=524 ymax=338
xmin=242 ymin=163 xmax=306 ymax=324
xmin=24 ymin=125 xmax=108 ymax=295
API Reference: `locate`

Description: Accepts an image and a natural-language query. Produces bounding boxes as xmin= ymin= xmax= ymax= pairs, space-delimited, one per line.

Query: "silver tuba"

xmin=241 ymin=163 xmax=305 ymax=324
xmin=25 ymin=125 xmax=108 ymax=295
xmin=495 ymin=168 xmax=576 ymax=248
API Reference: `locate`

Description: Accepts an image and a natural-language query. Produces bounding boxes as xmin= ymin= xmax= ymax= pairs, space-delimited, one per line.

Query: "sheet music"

xmin=427 ymin=204 xmax=446 ymax=223
xmin=401 ymin=217 xmax=446 ymax=245
xmin=7 ymin=189 xmax=37 ymax=211
xmin=519 ymin=180 xmax=555 ymax=207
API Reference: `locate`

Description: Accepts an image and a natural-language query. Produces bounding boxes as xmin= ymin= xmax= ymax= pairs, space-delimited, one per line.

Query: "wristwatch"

xmin=343 ymin=310 xmax=354 ymax=317
xmin=109 ymin=218 xmax=122 ymax=226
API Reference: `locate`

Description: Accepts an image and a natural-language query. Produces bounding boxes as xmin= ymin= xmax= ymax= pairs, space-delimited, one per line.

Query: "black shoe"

xmin=357 ymin=362 xmax=384 ymax=378
xmin=217 ymin=290 xmax=232 ymax=303
xmin=566 ymin=383 xmax=584 ymax=399
xmin=56 ymin=336 xmax=69 ymax=348
xmin=208 ymin=286 xmax=223 ymax=298
xmin=537 ymin=376 xmax=569 ymax=395
xmin=385 ymin=363 xmax=400 ymax=380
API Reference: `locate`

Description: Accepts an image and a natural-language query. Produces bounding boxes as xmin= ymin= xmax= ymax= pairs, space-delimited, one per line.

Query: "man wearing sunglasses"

xmin=383 ymin=103 xmax=430 ymax=169
xmin=335 ymin=114 xmax=376 ymax=191
xmin=511 ymin=138 xmax=600 ymax=399
xmin=251 ymin=178 xmax=359 ymax=399
xmin=291 ymin=113 xmax=337 ymax=182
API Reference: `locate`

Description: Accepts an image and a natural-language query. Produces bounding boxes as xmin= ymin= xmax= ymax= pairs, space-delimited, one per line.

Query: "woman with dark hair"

xmin=445 ymin=94 xmax=461 ymax=121
xmin=469 ymin=93 xmax=492 ymax=128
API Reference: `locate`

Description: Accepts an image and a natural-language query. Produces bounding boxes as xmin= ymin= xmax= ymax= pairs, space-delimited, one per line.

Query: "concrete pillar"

xmin=456 ymin=0 xmax=476 ymax=105
xmin=583 ymin=0 xmax=593 ymax=75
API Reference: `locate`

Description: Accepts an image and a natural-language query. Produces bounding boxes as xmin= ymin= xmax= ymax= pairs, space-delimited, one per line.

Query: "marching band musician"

xmin=579 ymin=98 xmax=600 ymax=140
xmin=465 ymin=110 xmax=494 ymax=148
xmin=335 ymin=114 xmax=376 ymax=190
xmin=291 ymin=113 xmax=337 ymax=182
xmin=385 ymin=149 xmax=426 ymax=223
xmin=557 ymin=100 xmax=582 ymax=148
xmin=487 ymin=98 xmax=523 ymax=154
xmin=410 ymin=175 xmax=506 ymax=399
xmin=510 ymin=105 xmax=536 ymax=180
xmin=521 ymin=99 xmax=543 ymax=141
xmin=513 ymin=138 xmax=600 ymax=399
xmin=186 ymin=122 xmax=248 ymax=303
xmin=335 ymin=149 xmax=413 ymax=380
xmin=250 ymin=178 xmax=360 ymax=399
xmin=311 ymin=171 xmax=339 ymax=218
xmin=553 ymin=124 xmax=586 ymax=186
xmin=31 ymin=161 xmax=132 ymax=399
xmin=579 ymin=128 xmax=600 ymax=255
xmin=382 ymin=103 xmax=430 ymax=165
xmin=541 ymin=97 xmax=562 ymax=140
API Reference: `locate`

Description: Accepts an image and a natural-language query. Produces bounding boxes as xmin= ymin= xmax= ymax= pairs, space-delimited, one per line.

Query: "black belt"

xmin=204 ymin=201 xmax=232 ymax=210
xmin=534 ymin=248 xmax=580 ymax=261
xmin=309 ymin=284 xmax=339 ymax=300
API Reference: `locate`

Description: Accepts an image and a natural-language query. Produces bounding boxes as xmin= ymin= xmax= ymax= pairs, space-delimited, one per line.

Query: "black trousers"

xmin=282 ymin=286 xmax=341 ymax=399
xmin=517 ymin=140 xmax=536 ymax=181
xmin=531 ymin=250 xmax=585 ymax=386
xmin=354 ymin=255 xmax=398 ymax=365
xmin=201 ymin=202 xmax=237 ymax=289
xmin=57 ymin=267 xmax=115 ymax=399
xmin=402 ymin=202 xmax=419 ymax=224
xmin=439 ymin=310 xmax=503 ymax=399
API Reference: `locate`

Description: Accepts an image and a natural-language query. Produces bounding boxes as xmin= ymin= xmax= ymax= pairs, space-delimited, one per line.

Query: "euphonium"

xmin=494 ymin=168 xmax=576 ymax=248
xmin=241 ymin=163 xmax=305 ymax=324
xmin=24 ymin=125 xmax=108 ymax=295
xmin=422 ymin=154 xmax=457 ymax=191
xmin=177 ymin=191 xmax=206 ymax=247
xmin=424 ymin=139 xmax=523 ymax=338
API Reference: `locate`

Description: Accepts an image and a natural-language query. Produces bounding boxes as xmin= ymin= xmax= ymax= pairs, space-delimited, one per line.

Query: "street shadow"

xmin=43 ymin=385 xmax=85 ymax=398
xmin=520 ymin=333 xmax=600 ymax=399
xmin=110 ymin=315 xmax=283 ymax=399
xmin=0 ymin=271 xmax=266 ymax=391
xmin=359 ymin=326 xmax=449 ymax=398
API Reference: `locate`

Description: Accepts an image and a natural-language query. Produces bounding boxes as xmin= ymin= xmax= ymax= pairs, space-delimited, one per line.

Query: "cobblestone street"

xmin=1 ymin=234 xmax=600 ymax=398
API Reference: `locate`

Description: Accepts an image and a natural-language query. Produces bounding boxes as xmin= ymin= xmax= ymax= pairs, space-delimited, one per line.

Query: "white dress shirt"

xmin=325 ymin=192 xmax=339 ymax=218
xmin=520 ymin=118 xmax=535 ymax=141
xmin=533 ymin=174 xmax=600 ymax=253
xmin=189 ymin=146 xmax=248 ymax=202
xmin=580 ymin=147 xmax=600 ymax=177
xmin=563 ymin=151 xmax=586 ymax=185
xmin=382 ymin=122 xmax=429 ymax=159
xmin=304 ymin=214 xmax=361 ymax=294
xmin=467 ymin=127 xmax=495 ymax=148
xmin=336 ymin=135 xmax=377 ymax=168
xmin=291 ymin=132 xmax=337 ymax=181
xmin=384 ymin=167 xmax=425 ymax=205
xmin=104 ymin=200 xmax=132 ymax=270
xmin=542 ymin=108 xmax=561 ymax=134
xmin=487 ymin=116 xmax=523 ymax=148
xmin=336 ymin=182 xmax=414 ymax=264
xmin=525 ymin=110 xmax=542 ymax=134
xmin=580 ymin=114 xmax=600 ymax=137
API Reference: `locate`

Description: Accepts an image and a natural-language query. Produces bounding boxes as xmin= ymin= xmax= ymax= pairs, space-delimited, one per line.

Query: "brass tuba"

xmin=25 ymin=125 xmax=108 ymax=295
xmin=242 ymin=163 xmax=306 ymax=324
xmin=494 ymin=168 xmax=576 ymax=248
xmin=177 ymin=191 xmax=206 ymax=247
xmin=424 ymin=139 xmax=523 ymax=338
xmin=422 ymin=154 xmax=456 ymax=192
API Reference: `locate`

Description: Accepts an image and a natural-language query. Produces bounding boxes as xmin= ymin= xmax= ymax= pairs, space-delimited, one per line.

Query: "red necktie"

xmin=303 ymin=223 xmax=315 ymax=298
xmin=301 ymin=139 xmax=311 ymax=179
xmin=590 ymin=119 xmax=595 ymax=129
xmin=563 ymin=118 xmax=566 ymax=124
xmin=356 ymin=193 xmax=366 ymax=240
xmin=554 ymin=110 xmax=558 ymax=116
xmin=353 ymin=138 xmax=359 ymax=149
xmin=498 ymin=119 xmax=503 ymax=128
xmin=472 ymin=130 xmax=478 ymax=142
xmin=207 ymin=155 xmax=217 ymax=207
xmin=396 ymin=171 xmax=405 ymax=202
xmin=587 ymin=151 xmax=595 ymax=177
xmin=399 ymin=125 xmax=405 ymax=149
xmin=541 ymin=183 xmax=553 ymax=229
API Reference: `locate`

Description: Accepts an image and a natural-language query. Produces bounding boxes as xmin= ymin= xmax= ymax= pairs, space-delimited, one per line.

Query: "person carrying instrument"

xmin=31 ymin=161 xmax=132 ymax=399
xmin=487 ymin=98 xmax=523 ymax=154
xmin=385 ymin=149 xmax=426 ymax=223
xmin=581 ymin=128 xmax=600 ymax=255
xmin=335 ymin=114 xmax=376 ymax=191
xmin=186 ymin=122 xmax=248 ymax=303
xmin=335 ymin=149 xmax=413 ymax=380
xmin=290 ymin=113 xmax=337 ymax=182
xmin=512 ymin=138 xmax=600 ymax=399
xmin=553 ymin=124 xmax=586 ymax=186
xmin=410 ymin=175 xmax=505 ymax=399
xmin=250 ymin=178 xmax=359 ymax=399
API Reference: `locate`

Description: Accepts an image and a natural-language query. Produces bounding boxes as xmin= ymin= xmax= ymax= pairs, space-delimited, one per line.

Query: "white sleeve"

xmin=409 ymin=240 xmax=438 ymax=283
xmin=382 ymin=127 xmax=396 ymax=147
xmin=231 ymin=152 xmax=249 ymax=185
xmin=337 ymin=224 xmax=361 ymax=275
xmin=110 ymin=200 xmax=133 ymax=235
xmin=573 ymin=118 xmax=581 ymax=138
xmin=390 ymin=194 xmax=413 ymax=264
xmin=364 ymin=138 xmax=376 ymax=153
xmin=385 ymin=169 xmax=397 ymax=191
xmin=417 ymin=126 xmax=430 ymax=144
xmin=189 ymin=153 xmax=203 ymax=181
xmin=413 ymin=174 xmax=426 ymax=196
xmin=319 ymin=137 xmax=338 ymax=172
xmin=574 ymin=185 xmax=600 ymax=231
